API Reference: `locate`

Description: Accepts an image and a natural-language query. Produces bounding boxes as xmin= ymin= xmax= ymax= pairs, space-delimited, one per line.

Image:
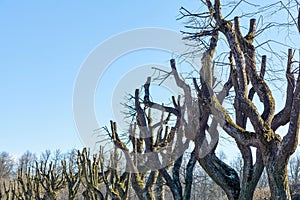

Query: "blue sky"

xmin=0 ymin=1 xmax=299 ymax=159
xmin=0 ymin=1 xmax=201 ymax=157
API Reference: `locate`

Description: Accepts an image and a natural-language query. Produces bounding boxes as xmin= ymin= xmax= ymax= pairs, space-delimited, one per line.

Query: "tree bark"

xmin=266 ymin=158 xmax=291 ymax=199
xmin=198 ymin=153 xmax=240 ymax=200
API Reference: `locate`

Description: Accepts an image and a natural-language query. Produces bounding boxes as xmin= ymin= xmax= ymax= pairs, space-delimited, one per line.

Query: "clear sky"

xmin=0 ymin=1 xmax=201 ymax=157
xmin=0 ymin=1 xmax=298 ymax=159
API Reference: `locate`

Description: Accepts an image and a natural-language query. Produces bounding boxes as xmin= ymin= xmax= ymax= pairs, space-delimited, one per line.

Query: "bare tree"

xmin=18 ymin=150 xmax=37 ymax=172
xmin=0 ymin=1 xmax=299 ymax=200
xmin=0 ymin=152 xmax=14 ymax=180
xmin=177 ymin=0 xmax=300 ymax=199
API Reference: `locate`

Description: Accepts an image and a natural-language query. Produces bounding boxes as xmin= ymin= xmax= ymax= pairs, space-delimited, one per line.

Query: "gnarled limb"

xmin=272 ymin=49 xmax=296 ymax=131
xmin=198 ymin=152 xmax=240 ymax=200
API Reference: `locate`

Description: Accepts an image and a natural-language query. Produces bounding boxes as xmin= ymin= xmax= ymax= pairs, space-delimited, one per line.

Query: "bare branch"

xmin=272 ymin=49 xmax=296 ymax=131
xmin=279 ymin=56 xmax=300 ymax=156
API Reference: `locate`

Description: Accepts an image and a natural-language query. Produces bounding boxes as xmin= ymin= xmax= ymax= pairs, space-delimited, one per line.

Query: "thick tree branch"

xmin=279 ymin=66 xmax=300 ymax=157
xmin=144 ymin=77 xmax=180 ymax=117
xmin=272 ymin=49 xmax=296 ymax=131
xmin=235 ymin=17 xmax=275 ymax=126
xmin=158 ymin=167 xmax=182 ymax=200
xmin=183 ymin=151 xmax=196 ymax=200
xmin=198 ymin=152 xmax=240 ymax=199
xmin=208 ymin=95 xmax=259 ymax=146
xmin=135 ymin=89 xmax=153 ymax=153
xmin=208 ymin=1 xmax=248 ymax=96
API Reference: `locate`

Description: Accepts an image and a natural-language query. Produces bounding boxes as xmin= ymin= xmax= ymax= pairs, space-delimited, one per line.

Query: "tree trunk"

xmin=238 ymin=147 xmax=264 ymax=200
xmin=238 ymin=168 xmax=262 ymax=200
xmin=198 ymin=153 xmax=240 ymax=200
xmin=266 ymin=161 xmax=291 ymax=200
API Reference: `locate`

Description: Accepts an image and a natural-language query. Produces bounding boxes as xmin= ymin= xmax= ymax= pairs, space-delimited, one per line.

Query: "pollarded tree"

xmin=178 ymin=0 xmax=300 ymax=199
xmin=96 ymin=1 xmax=298 ymax=199
xmin=111 ymin=61 xmax=245 ymax=199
